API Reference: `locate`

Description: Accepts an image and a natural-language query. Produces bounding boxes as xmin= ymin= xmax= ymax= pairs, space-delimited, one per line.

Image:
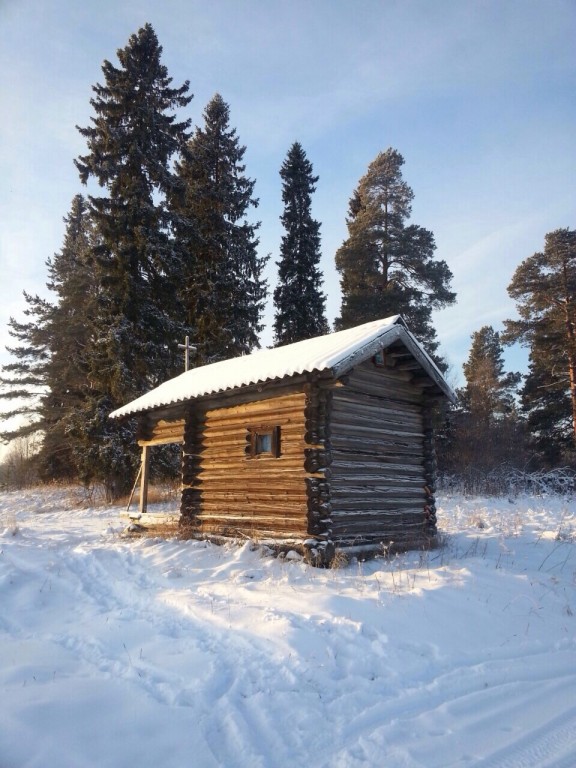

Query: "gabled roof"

xmin=109 ymin=316 xmax=455 ymax=420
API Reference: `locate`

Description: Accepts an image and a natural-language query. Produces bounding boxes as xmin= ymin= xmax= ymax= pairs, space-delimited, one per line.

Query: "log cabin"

xmin=110 ymin=316 xmax=455 ymax=563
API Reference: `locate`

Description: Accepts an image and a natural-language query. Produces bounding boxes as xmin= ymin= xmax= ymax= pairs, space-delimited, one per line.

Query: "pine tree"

xmin=0 ymin=195 xmax=98 ymax=480
xmin=504 ymin=228 xmax=576 ymax=464
xmin=73 ymin=24 xmax=193 ymax=498
xmin=335 ymin=148 xmax=455 ymax=359
xmin=172 ymin=94 xmax=267 ymax=365
xmin=273 ymin=142 xmax=328 ymax=345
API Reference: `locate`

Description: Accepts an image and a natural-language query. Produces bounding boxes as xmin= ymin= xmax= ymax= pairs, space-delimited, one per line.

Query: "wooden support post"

xmin=139 ymin=444 xmax=151 ymax=516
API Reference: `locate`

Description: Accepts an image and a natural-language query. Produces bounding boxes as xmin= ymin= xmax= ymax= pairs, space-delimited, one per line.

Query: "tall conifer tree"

xmin=172 ymin=94 xmax=267 ymax=364
xmin=0 ymin=195 xmax=98 ymax=479
xmin=273 ymin=142 xmax=328 ymax=346
xmin=438 ymin=326 xmax=525 ymax=478
xmin=74 ymin=24 xmax=193 ymax=497
xmin=461 ymin=326 xmax=520 ymax=423
xmin=504 ymin=228 xmax=576 ymax=464
xmin=335 ymin=148 xmax=455 ymax=359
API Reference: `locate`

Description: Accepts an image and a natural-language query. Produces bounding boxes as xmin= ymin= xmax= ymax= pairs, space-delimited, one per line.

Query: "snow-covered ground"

xmin=1 ymin=487 xmax=575 ymax=768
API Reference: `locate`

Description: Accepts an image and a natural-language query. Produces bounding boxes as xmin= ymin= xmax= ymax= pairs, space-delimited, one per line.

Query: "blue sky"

xmin=1 ymin=0 xmax=575 ymax=391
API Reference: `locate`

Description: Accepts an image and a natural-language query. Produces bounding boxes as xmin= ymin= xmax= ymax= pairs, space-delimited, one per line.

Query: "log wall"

xmin=137 ymin=417 xmax=185 ymax=446
xmin=180 ymin=391 xmax=309 ymax=540
xmin=328 ymin=360 xmax=433 ymax=550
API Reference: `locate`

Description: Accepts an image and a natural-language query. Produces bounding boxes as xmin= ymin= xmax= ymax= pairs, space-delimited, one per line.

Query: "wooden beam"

xmin=139 ymin=444 xmax=151 ymax=516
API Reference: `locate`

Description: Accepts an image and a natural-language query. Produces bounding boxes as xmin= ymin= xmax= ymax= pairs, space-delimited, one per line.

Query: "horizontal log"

xmin=197 ymin=477 xmax=307 ymax=492
xmin=331 ymin=499 xmax=424 ymax=512
xmin=199 ymin=527 xmax=309 ymax=541
xmin=331 ymin=438 xmax=424 ymax=464
xmin=198 ymin=486 xmax=306 ymax=500
xmin=353 ymin=364 xmax=414 ymax=384
xmin=198 ymin=519 xmax=307 ymax=531
xmin=330 ymin=515 xmax=424 ymax=536
xmin=196 ymin=462 xmax=306 ymax=475
xmin=190 ymin=380 xmax=309 ymax=413
xmin=206 ymin=393 xmax=306 ymax=419
xmin=330 ymin=394 xmax=422 ymax=417
xmin=331 ymin=523 xmax=425 ymax=539
xmin=203 ymin=420 xmax=305 ymax=438
xmin=200 ymin=447 xmax=304 ymax=461
xmin=331 ymin=390 xmax=422 ymax=417
xmin=331 ymin=455 xmax=424 ymax=468
xmin=353 ymin=360 xmax=416 ymax=378
xmin=331 ymin=470 xmax=424 ymax=484
xmin=140 ymin=405 xmax=189 ymax=424
xmin=330 ymin=403 xmax=423 ymax=429
xmin=329 ymin=419 xmax=424 ymax=440
xmin=331 ymin=518 xmax=422 ymax=534
xmin=348 ymin=365 xmax=423 ymax=388
xmin=138 ymin=435 xmax=184 ymax=446
xmin=331 ymin=476 xmax=424 ymax=489
xmin=330 ymin=411 xmax=424 ymax=432
xmin=197 ymin=513 xmax=308 ymax=528
xmin=138 ymin=419 xmax=186 ymax=445
xmin=198 ymin=504 xmax=308 ymax=518
xmin=330 ymin=428 xmax=423 ymax=447
xmin=203 ymin=418 xmax=305 ymax=438
xmin=156 ymin=418 xmax=186 ymax=428
xmin=200 ymin=484 xmax=308 ymax=506
xmin=343 ymin=380 xmax=423 ymax=403
xmin=330 ymin=484 xmax=426 ymax=499
xmin=331 ymin=506 xmax=425 ymax=519
xmin=330 ymin=428 xmax=423 ymax=444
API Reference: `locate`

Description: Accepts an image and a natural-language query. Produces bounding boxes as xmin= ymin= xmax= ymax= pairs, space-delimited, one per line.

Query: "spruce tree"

xmin=461 ymin=326 xmax=520 ymax=423
xmin=504 ymin=228 xmax=576 ymax=464
xmin=74 ymin=24 xmax=193 ymax=498
xmin=39 ymin=196 xmax=101 ymax=480
xmin=273 ymin=142 xmax=328 ymax=345
xmin=335 ymin=148 xmax=455 ymax=359
xmin=1 ymin=295 xmax=52 ymax=443
xmin=172 ymin=94 xmax=267 ymax=365
xmin=0 ymin=195 xmax=98 ymax=480
xmin=437 ymin=327 xmax=526 ymax=481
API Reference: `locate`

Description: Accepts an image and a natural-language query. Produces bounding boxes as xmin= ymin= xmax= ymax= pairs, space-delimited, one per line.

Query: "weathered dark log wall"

xmin=328 ymin=360 xmax=433 ymax=550
xmin=180 ymin=392 xmax=309 ymax=539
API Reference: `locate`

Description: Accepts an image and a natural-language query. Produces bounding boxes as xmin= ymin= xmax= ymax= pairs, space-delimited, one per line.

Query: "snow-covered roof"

xmin=109 ymin=315 xmax=455 ymax=419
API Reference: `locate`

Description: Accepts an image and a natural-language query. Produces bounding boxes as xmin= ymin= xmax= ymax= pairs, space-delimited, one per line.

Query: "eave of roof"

xmin=109 ymin=316 xmax=456 ymax=420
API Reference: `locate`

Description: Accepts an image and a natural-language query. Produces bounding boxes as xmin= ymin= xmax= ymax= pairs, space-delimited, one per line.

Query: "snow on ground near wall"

xmin=0 ymin=488 xmax=575 ymax=768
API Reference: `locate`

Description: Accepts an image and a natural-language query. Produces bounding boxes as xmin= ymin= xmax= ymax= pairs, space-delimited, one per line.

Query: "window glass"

xmin=256 ymin=432 xmax=272 ymax=454
xmin=246 ymin=426 xmax=281 ymax=458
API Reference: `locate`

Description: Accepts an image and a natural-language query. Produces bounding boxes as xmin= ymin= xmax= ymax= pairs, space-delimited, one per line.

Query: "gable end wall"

xmin=328 ymin=360 xmax=435 ymax=550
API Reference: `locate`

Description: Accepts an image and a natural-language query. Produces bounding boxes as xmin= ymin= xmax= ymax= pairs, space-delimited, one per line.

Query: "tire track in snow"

xmin=474 ymin=707 xmax=576 ymax=768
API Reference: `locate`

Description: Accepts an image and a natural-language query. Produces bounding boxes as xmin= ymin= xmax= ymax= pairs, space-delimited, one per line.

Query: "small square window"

xmin=246 ymin=426 xmax=281 ymax=458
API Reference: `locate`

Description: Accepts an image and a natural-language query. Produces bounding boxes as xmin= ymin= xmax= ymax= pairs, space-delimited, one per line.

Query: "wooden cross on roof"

xmin=177 ymin=336 xmax=197 ymax=372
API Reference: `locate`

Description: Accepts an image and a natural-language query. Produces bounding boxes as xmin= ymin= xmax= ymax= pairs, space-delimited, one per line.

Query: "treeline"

xmin=0 ymin=24 xmax=331 ymax=497
xmin=440 ymin=228 xmax=576 ymax=480
xmin=0 ymin=24 xmax=574 ymax=494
